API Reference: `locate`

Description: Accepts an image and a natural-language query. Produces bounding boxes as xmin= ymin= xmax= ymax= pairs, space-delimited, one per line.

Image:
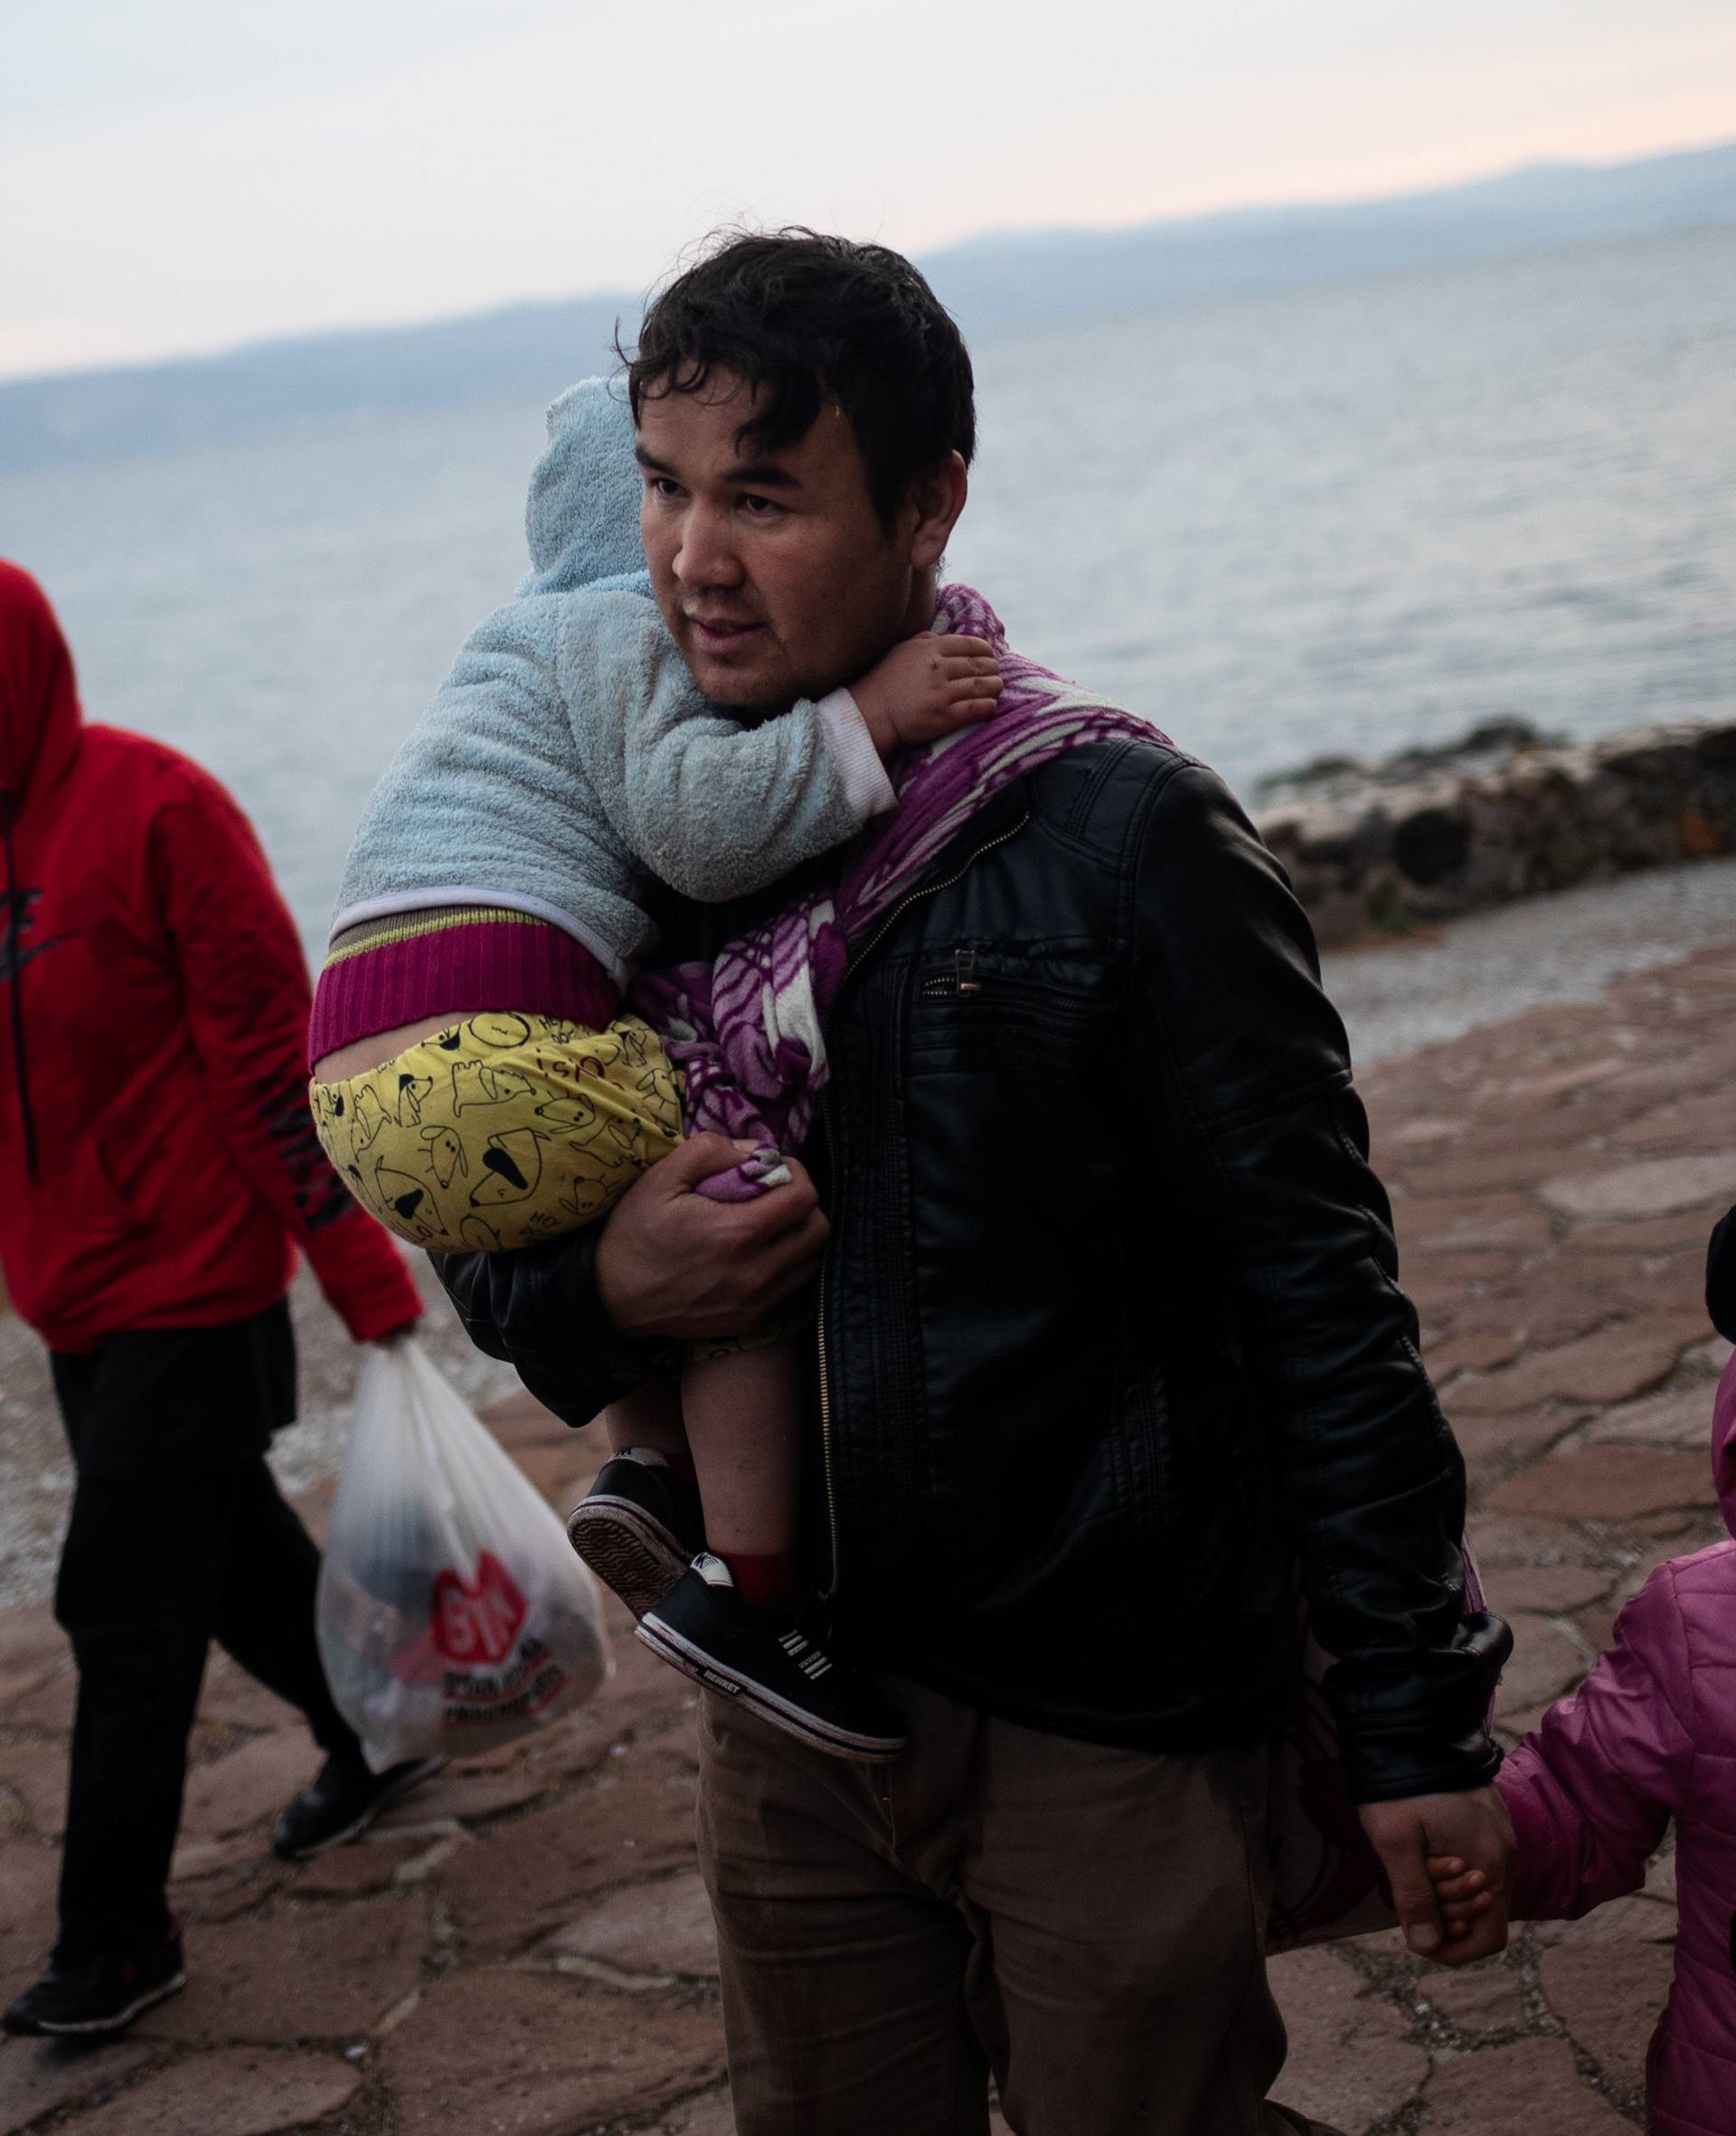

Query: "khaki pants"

xmin=698 ymin=1677 xmax=1322 ymax=2136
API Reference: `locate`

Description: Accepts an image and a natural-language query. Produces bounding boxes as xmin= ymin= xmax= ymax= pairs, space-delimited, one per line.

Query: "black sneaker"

xmin=4 ymin=1933 xmax=185 ymax=2037
xmin=270 ymin=1751 xmax=445 ymax=1861
xmin=637 ymin=1555 xmax=906 ymax=1763
xmin=566 ymin=1449 xmax=705 ymax=1619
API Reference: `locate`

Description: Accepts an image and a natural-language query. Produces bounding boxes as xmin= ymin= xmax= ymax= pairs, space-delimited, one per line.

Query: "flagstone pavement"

xmin=2 ymin=938 xmax=1732 ymax=2134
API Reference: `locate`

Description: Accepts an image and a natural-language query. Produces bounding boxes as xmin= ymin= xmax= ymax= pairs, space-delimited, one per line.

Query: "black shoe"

xmin=566 ymin=1450 xmax=705 ymax=1619
xmin=637 ymin=1555 xmax=906 ymax=1763
xmin=270 ymin=1751 xmax=445 ymax=1861
xmin=4 ymin=1933 xmax=185 ymax=2037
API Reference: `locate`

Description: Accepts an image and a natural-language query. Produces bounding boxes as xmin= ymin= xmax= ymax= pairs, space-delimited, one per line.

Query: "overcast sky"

xmin=5 ymin=0 xmax=1733 ymax=383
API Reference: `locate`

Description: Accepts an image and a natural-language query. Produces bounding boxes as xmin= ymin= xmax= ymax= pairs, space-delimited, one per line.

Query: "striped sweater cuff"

xmin=308 ymin=907 xmax=618 ymax=1069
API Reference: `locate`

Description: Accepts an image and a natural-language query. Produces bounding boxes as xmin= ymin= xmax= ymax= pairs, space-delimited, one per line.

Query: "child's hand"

xmin=1425 ymin=1855 xmax=1495 ymax=1949
xmin=848 ymin=632 xmax=1003 ymax=755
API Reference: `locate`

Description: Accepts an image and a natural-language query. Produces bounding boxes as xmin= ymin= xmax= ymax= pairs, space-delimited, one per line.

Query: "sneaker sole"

xmin=22 ymin=1967 xmax=186 ymax=2037
xmin=634 ymin=1615 xmax=905 ymax=1763
xmin=566 ymin=1495 xmax=691 ymax=1620
xmin=275 ymin=1753 xmax=448 ymax=1862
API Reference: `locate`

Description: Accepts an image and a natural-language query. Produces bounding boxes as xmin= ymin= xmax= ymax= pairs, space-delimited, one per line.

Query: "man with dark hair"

xmin=439 ymin=231 xmax=1514 ymax=2135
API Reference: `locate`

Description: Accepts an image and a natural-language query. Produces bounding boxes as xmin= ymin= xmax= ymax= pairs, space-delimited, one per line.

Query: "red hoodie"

xmin=0 ymin=560 xmax=421 ymax=1353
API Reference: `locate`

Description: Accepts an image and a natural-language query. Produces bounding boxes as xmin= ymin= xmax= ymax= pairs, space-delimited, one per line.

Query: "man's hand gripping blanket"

xmin=631 ymin=584 xmax=1162 ymax=1200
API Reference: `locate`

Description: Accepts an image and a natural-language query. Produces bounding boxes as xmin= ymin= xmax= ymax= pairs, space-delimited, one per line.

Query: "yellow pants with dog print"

xmin=309 ymin=1011 xmax=684 ymax=1256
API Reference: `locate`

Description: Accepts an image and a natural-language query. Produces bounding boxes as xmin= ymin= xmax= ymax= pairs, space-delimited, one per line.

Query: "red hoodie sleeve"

xmin=1495 ymin=1565 xmax=1694 ymax=1922
xmin=148 ymin=760 xmax=424 ymax=1343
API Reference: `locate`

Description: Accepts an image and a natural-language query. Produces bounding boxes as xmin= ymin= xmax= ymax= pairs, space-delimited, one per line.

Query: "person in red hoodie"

xmin=0 ymin=561 xmax=429 ymax=2039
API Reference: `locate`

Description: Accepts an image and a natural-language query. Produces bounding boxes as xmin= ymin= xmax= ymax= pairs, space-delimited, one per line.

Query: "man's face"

xmin=636 ymin=374 xmax=921 ymax=712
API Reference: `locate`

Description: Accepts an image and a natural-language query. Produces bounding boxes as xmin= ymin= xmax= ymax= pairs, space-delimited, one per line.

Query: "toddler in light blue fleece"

xmin=307 ymin=376 xmax=999 ymax=1764
xmin=322 ymin=375 xmax=899 ymax=997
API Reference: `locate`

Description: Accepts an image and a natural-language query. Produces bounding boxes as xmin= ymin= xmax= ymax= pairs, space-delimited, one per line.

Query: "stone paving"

xmin=1 ymin=938 xmax=1732 ymax=2133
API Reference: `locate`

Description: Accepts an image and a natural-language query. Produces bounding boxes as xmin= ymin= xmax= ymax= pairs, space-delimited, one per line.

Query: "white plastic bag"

xmin=316 ymin=1338 xmax=609 ymax=1772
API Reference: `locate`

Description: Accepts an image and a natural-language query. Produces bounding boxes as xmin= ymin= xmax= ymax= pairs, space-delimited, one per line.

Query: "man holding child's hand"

xmin=439 ymin=230 xmax=1514 ymax=2135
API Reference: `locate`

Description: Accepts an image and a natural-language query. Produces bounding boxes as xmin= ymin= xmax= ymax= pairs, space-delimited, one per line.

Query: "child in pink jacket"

xmin=1433 ymin=1208 xmax=1736 ymax=2136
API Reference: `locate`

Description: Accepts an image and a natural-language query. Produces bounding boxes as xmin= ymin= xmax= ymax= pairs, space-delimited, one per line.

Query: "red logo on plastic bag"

xmin=431 ymin=1552 xmax=527 ymax=1665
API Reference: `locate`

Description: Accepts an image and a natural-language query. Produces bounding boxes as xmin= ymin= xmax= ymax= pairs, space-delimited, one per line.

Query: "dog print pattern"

xmin=309 ymin=1011 xmax=683 ymax=1253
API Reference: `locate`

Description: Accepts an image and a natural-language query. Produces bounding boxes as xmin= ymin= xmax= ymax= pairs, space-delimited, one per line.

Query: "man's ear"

xmin=908 ymin=452 xmax=968 ymax=571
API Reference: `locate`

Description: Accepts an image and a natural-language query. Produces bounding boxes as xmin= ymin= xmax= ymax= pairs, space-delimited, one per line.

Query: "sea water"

xmin=4 ymin=222 xmax=1732 ymax=960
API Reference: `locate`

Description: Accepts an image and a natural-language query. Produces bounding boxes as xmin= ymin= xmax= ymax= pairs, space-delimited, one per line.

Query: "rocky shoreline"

xmin=1257 ymin=716 xmax=1736 ymax=947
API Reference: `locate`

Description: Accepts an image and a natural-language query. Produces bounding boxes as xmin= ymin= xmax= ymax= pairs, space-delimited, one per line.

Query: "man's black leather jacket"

xmin=436 ymin=738 xmax=1509 ymax=1801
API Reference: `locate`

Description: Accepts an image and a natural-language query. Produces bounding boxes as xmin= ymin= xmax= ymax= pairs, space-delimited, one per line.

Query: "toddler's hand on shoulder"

xmin=849 ymin=632 xmax=1002 ymax=754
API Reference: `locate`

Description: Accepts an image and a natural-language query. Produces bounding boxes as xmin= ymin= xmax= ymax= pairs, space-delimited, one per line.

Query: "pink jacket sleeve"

xmin=1496 ymin=1565 xmax=1694 ymax=1921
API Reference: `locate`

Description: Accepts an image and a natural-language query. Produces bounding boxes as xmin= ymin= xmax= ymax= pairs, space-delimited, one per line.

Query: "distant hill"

xmin=0 ymin=292 xmax=634 ymax=476
xmin=3 ymin=137 xmax=1731 ymax=473
xmin=922 ymin=137 xmax=1736 ymax=332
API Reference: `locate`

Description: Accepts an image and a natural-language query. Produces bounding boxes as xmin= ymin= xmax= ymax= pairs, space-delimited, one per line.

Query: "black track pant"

xmin=50 ymin=1304 xmax=357 ymax=1957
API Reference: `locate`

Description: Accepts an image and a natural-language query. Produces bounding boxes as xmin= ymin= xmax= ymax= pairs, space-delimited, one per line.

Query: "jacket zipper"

xmin=920 ymin=947 xmax=982 ymax=997
xmin=816 ymin=1097 xmax=841 ymax=1594
xmin=920 ymin=965 xmax=1097 ymax=1008
xmin=815 ymin=810 xmax=1030 ymax=1598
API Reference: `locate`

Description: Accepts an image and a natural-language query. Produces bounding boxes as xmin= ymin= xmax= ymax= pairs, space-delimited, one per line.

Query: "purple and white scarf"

xmin=632 ymin=583 xmax=1162 ymax=1187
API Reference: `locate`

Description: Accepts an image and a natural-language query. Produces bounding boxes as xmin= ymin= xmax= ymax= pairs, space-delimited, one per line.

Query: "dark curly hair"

xmin=626 ymin=229 xmax=975 ymax=525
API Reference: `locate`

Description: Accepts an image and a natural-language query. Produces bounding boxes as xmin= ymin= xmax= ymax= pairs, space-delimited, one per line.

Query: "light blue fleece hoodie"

xmin=330 ymin=379 xmax=890 ymax=985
